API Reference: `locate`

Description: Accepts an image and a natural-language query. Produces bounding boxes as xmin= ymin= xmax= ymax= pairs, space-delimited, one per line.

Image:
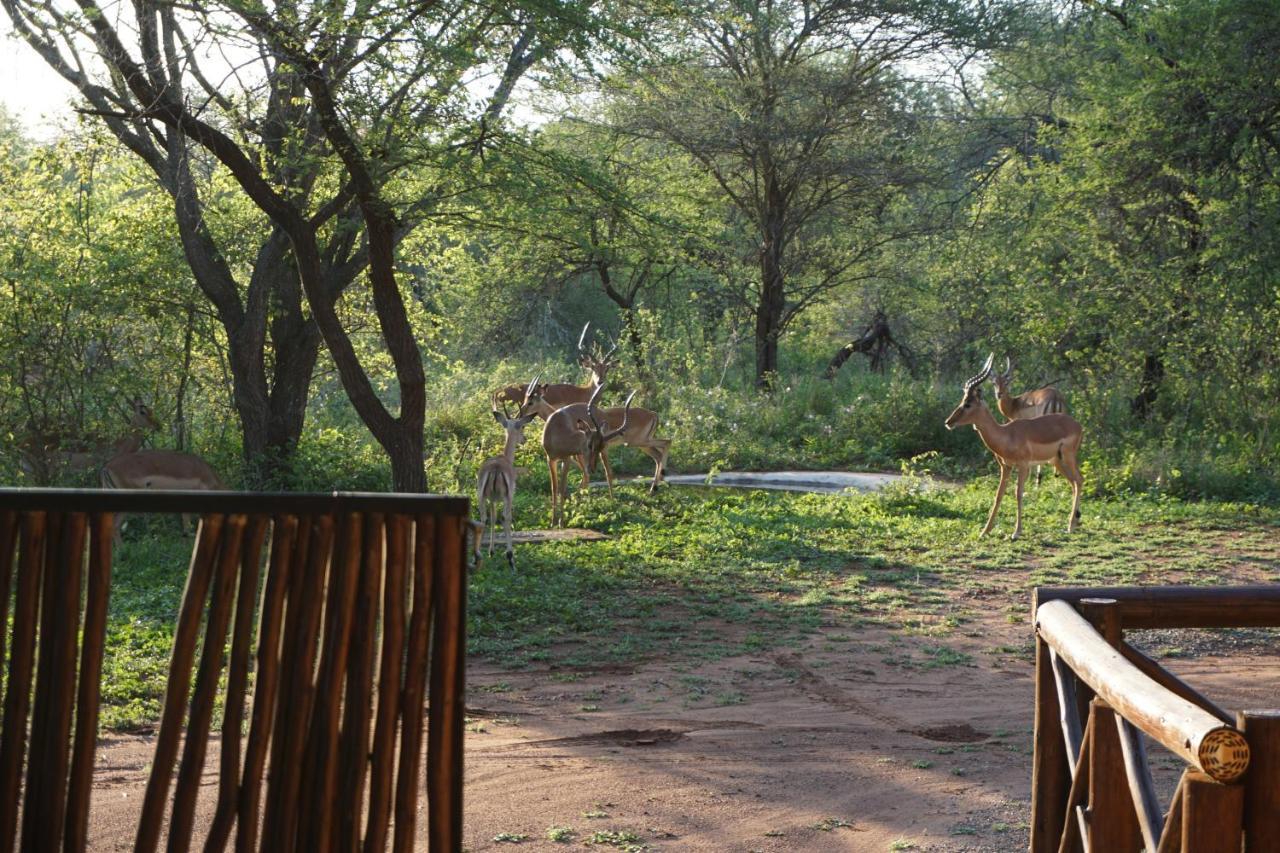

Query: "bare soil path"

xmin=85 ymin=609 xmax=1280 ymax=852
xmin=81 ymin=501 xmax=1280 ymax=852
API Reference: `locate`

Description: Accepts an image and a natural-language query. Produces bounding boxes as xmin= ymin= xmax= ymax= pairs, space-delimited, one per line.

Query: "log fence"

xmin=1032 ymin=585 xmax=1280 ymax=852
xmin=0 ymin=488 xmax=469 ymax=852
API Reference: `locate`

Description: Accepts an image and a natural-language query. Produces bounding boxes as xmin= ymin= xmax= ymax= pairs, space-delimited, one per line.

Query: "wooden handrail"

xmin=0 ymin=488 xmax=469 ymax=515
xmin=1035 ymin=586 xmax=1280 ymax=629
xmin=1036 ymin=600 xmax=1250 ymax=782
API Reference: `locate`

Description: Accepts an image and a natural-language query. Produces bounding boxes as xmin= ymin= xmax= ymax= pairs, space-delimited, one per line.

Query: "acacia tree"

xmin=612 ymin=0 xmax=1006 ymax=386
xmin=3 ymin=0 xmax=620 ymax=488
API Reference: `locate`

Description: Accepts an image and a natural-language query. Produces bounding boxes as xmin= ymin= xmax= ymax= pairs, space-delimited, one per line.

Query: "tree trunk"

xmin=755 ymin=225 xmax=785 ymax=388
xmin=1131 ymin=352 xmax=1164 ymax=420
xmin=754 ymin=166 xmax=787 ymax=389
xmin=386 ymin=427 xmax=427 ymax=492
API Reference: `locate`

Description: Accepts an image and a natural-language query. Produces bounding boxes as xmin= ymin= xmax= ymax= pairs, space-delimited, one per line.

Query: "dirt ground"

xmin=84 ymin=606 xmax=1280 ymax=852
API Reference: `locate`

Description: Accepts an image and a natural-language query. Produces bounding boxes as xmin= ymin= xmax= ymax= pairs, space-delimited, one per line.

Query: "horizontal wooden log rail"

xmin=1032 ymin=586 xmax=1280 ymax=853
xmin=1035 ymin=585 xmax=1280 ymax=629
xmin=0 ymin=488 xmax=469 ymax=853
xmin=1036 ymin=599 xmax=1250 ymax=783
xmin=0 ymin=487 xmax=469 ymax=515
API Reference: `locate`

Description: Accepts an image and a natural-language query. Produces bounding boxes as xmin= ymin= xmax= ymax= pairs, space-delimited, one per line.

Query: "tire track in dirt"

xmin=773 ymin=652 xmax=905 ymax=728
xmin=773 ymin=652 xmax=990 ymax=743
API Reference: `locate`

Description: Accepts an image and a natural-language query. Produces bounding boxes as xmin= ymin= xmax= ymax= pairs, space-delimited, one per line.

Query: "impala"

xmin=991 ymin=357 xmax=1067 ymax=420
xmin=538 ymin=381 xmax=634 ymax=527
xmin=945 ymin=354 xmax=1083 ymax=539
xmin=991 ymin=356 xmax=1068 ymax=484
xmin=519 ymin=383 xmax=670 ymax=495
xmin=495 ymin=323 xmax=618 ymax=414
xmin=18 ymin=398 xmax=159 ymax=482
xmin=476 ymin=394 xmax=536 ymax=568
xmin=100 ymin=448 xmax=226 ymax=543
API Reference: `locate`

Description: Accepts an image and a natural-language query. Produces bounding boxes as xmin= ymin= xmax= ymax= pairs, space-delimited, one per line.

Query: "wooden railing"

xmin=0 ymin=488 xmax=469 ymax=852
xmin=1032 ymin=586 xmax=1280 ymax=852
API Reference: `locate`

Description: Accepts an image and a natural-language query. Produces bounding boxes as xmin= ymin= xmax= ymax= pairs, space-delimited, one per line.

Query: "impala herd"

xmin=12 ymin=333 xmax=1080 ymax=558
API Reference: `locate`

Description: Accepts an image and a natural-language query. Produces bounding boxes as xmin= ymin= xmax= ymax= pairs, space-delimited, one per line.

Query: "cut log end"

xmin=1198 ymin=727 xmax=1250 ymax=782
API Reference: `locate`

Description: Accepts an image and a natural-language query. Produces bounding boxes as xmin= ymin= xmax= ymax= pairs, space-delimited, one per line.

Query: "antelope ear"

xmin=491 ymin=410 xmax=505 ymax=426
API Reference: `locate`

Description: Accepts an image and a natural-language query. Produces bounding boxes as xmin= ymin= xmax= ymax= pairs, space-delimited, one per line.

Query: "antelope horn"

xmin=578 ymin=322 xmax=591 ymax=352
xmin=603 ymin=391 xmax=636 ymax=442
xmin=963 ymin=353 xmax=994 ymax=391
xmin=492 ymin=390 xmax=513 ymax=421
xmin=1002 ymin=356 xmax=1012 ymax=381
xmin=524 ymin=372 xmax=543 ymax=402
xmin=586 ymin=379 xmax=606 ymax=432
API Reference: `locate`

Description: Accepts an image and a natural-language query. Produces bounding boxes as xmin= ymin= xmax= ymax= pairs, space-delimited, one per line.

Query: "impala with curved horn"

xmin=476 ymin=392 xmax=536 ymax=568
xmin=538 ymin=382 xmax=635 ymax=527
xmin=991 ymin=356 xmax=1067 ymax=420
xmin=945 ymin=354 xmax=1083 ymax=539
xmin=520 ymin=383 xmax=670 ymax=495
xmin=494 ymin=323 xmax=619 ymax=414
xmin=991 ymin=356 xmax=1068 ymax=485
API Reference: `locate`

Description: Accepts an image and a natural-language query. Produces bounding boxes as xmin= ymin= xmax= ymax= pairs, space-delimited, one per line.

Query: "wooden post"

xmin=1032 ymin=634 xmax=1070 ymax=852
xmin=1079 ymin=598 xmax=1121 ymax=646
xmin=428 ymin=515 xmax=466 ymax=853
xmin=1238 ymin=710 xmax=1280 ymax=851
xmin=1181 ymin=771 xmax=1243 ymax=853
xmin=1088 ymin=700 xmax=1144 ymax=852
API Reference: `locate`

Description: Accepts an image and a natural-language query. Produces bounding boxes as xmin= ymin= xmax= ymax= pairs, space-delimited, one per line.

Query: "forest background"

xmin=1 ymin=0 xmax=1278 ymax=503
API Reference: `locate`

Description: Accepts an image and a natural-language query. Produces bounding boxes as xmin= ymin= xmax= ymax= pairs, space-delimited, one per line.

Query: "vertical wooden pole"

xmin=335 ymin=513 xmax=379 ymax=853
xmin=1156 ymin=774 xmax=1186 ymax=853
xmin=1181 ymin=771 xmax=1244 ymax=853
xmin=1087 ymin=700 xmax=1143 ymax=852
xmin=65 ymin=513 xmax=114 ymax=851
xmin=168 ymin=515 xmax=249 ymax=853
xmin=1032 ymin=633 xmax=1070 ymax=852
xmin=428 ymin=515 xmax=466 ymax=853
xmin=1079 ymin=598 xmax=1121 ymax=646
xmin=263 ymin=514 xmax=333 ymax=852
xmin=235 ymin=515 xmax=300 ymax=853
xmin=0 ymin=511 xmax=19 ymax=706
xmin=0 ymin=512 xmax=46 ymax=852
xmin=393 ymin=515 xmax=435 ymax=853
xmin=1238 ymin=710 xmax=1280 ymax=851
xmin=135 ymin=514 xmax=226 ymax=853
xmin=363 ymin=514 xmax=407 ymax=853
xmin=298 ymin=512 xmax=363 ymax=853
xmin=204 ymin=515 xmax=269 ymax=853
xmin=1056 ymin=712 xmax=1094 ymax=853
xmin=23 ymin=512 xmax=85 ymax=853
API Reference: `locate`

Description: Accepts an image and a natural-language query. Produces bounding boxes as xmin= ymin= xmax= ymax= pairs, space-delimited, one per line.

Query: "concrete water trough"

xmin=614 ymin=470 xmax=917 ymax=494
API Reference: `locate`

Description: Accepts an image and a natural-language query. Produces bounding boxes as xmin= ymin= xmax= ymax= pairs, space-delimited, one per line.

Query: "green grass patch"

xmin=97 ymin=483 xmax=1280 ymax=729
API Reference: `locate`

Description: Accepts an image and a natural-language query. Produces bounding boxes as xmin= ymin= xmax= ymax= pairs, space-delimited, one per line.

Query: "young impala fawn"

xmin=946 ymin=354 xmax=1083 ymax=539
xmin=475 ymin=395 xmax=535 ymax=568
